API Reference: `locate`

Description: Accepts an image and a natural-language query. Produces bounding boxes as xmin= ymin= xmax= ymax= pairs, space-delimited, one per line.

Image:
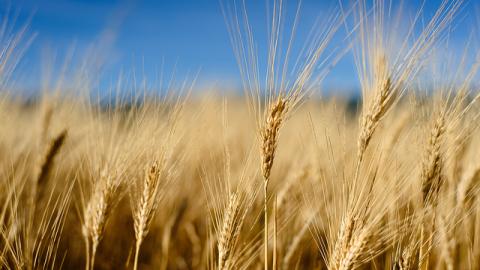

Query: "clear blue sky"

xmin=2 ymin=0 xmax=478 ymax=95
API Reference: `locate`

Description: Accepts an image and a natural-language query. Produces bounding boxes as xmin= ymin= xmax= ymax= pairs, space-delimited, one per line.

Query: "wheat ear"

xmin=34 ymin=130 xmax=68 ymax=190
xmin=457 ymin=166 xmax=480 ymax=209
xmin=24 ymin=128 xmax=68 ymax=262
xmin=82 ymin=168 xmax=120 ymax=270
xmin=338 ymin=228 xmax=370 ymax=270
xmin=260 ymin=97 xmax=288 ymax=270
xmin=397 ymin=244 xmax=415 ymax=270
xmin=217 ymin=193 xmax=241 ymax=270
xmin=329 ymin=213 xmax=356 ymax=270
xmin=132 ymin=161 xmax=162 ymax=270
xmin=418 ymin=111 xmax=446 ymax=270
xmin=358 ymin=74 xmax=392 ymax=162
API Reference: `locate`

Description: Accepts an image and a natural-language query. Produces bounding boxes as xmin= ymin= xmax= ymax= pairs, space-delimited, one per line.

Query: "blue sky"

xmin=2 ymin=0 xmax=479 ymax=95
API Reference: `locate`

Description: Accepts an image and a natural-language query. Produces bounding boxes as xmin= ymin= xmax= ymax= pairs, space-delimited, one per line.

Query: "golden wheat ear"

xmin=35 ymin=129 xmax=68 ymax=187
xmin=217 ymin=192 xmax=241 ymax=270
xmin=131 ymin=160 xmax=162 ymax=270
xmin=82 ymin=164 xmax=124 ymax=270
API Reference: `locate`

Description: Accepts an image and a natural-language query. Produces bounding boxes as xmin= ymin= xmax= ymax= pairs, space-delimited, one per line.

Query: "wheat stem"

xmin=264 ymin=182 xmax=269 ymax=270
xmin=133 ymin=240 xmax=142 ymax=270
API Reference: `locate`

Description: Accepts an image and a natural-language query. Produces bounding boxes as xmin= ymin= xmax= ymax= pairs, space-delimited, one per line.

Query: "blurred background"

xmin=1 ymin=0 xmax=479 ymax=96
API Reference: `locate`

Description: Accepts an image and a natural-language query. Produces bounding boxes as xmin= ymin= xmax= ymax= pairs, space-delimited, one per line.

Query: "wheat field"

xmin=1 ymin=0 xmax=480 ymax=269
